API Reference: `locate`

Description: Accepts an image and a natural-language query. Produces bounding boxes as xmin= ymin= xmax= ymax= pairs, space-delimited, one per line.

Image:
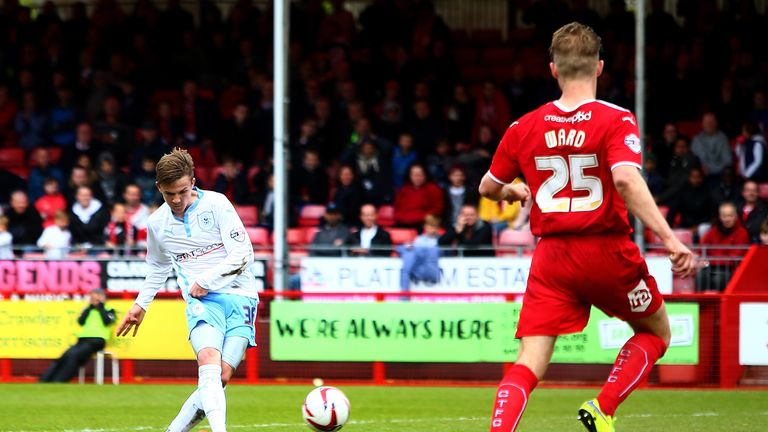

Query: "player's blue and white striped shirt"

xmin=135 ymin=188 xmax=259 ymax=310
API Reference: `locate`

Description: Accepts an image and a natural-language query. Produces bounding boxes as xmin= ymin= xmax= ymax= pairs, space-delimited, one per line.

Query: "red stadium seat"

xmin=377 ymin=205 xmax=395 ymax=227
xmin=6 ymin=166 xmax=29 ymax=179
xmin=672 ymin=229 xmax=694 ymax=245
xmin=481 ymin=47 xmax=516 ymax=66
xmin=470 ymin=29 xmax=502 ymax=44
xmin=235 ymin=205 xmax=258 ymax=227
xmin=759 ymin=183 xmax=768 ymax=200
xmin=246 ymin=227 xmax=270 ymax=246
xmin=285 ymin=228 xmax=306 ymax=246
xmin=304 ymin=227 xmax=320 ymax=244
xmin=388 ymin=228 xmax=418 ymax=245
xmin=676 ymin=120 xmax=700 ymax=138
xmin=246 ymin=166 xmax=261 ymax=193
xmin=194 ymin=167 xmax=212 ymax=188
xmin=498 ymin=229 xmax=536 ymax=247
xmin=453 ymin=47 xmax=478 ymax=64
xmin=298 ymin=205 xmax=326 ymax=227
xmin=673 ymin=275 xmax=696 ymax=293
xmin=0 ymin=148 xmax=24 ymax=168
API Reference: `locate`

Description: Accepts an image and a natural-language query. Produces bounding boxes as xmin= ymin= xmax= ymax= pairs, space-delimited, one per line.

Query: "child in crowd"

xmin=398 ymin=214 xmax=442 ymax=291
xmin=133 ymin=157 xmax=162 ymax=205
xmin=104 ymin=203 xmax=135 ymax=255
xmin=35 ymin=177 xmax=67 ymax=228
xmin=0 ymin=216 xmax=13 ymax=259
xmin=37 ymin=211 xmax=71 ymax=259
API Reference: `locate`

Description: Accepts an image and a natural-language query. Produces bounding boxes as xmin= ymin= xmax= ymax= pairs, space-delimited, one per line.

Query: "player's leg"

xmin=594 ymin=303 xmax=670 ymax=418
xmin=168 ymin=336 xmax=250 ymax=432
xmin=490 ymin=336 xmax=556 ymax=432
xmin=579 ymin=238 xmax=669 ymax=432
xmin=169 ymin=296 xmax=229 ymax=432
xmin=194 ymin=326 xmax=228 ymax=432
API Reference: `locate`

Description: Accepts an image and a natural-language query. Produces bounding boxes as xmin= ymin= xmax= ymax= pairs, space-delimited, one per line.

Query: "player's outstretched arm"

xmin=478 ymin=174 xmax=531 ymax=205
xmin=116 ymin=304 xmax=146 ymax=337
xmin=612 ymin=165 xmax=696 ymax=277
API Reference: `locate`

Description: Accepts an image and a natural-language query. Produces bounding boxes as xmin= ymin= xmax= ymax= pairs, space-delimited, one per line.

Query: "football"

xmin=302 ymin=386 xmax=351 ymax=431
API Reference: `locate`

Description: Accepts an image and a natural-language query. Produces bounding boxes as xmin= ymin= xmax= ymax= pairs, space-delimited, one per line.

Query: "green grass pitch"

xmin=0 ymin=384 xmax=765 ymax=431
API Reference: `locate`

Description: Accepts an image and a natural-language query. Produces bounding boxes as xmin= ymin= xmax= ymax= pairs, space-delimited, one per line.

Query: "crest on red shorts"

xmin=628 ymin=281 xmax=652 ymax=313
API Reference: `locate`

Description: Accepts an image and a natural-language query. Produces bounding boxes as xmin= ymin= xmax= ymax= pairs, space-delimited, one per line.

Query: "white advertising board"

xmin=739 ymin=303 xmax=768 ymax=366
xmin=299 ymin=256 xmax=673 ymax=294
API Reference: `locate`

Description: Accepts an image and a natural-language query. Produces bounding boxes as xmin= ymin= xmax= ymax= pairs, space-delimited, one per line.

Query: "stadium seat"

xmin=453 ymin=47 xmax=478 ymax=64
xmin=285 ymin=227 xmax=306 ymax=246
xmin=235 ymin=205 xmax=258 ymax=227
xmin=246 ymin=165 xmax=261 ymax=193
xmin=304 ymin=227 xmax=320 ymax=244
xmin=676 ymin=120 xmax=700 ymax=138
xmin=481 ymin=46 xmax=516 ymax=66
xmin=298 ymin=205 xmax=326 ymax=227
xmin=498 ymin=228 xmax=536 ymax=247
xmin=246 ymin=226 xmax=270 ymax=246
xmin=388 ymin=228 xmax=418 ymax=245
xmin=78 ymin=350 xmax=119 ymax=385
xmin=470 ymin=29 xmax=502 ymax=44
xmin=759 ymin=183 xmax=768 ymax=200
xmin=672 ymin=275 xmax=696 ymax=293
xmin=187 ymin=146 xmax=218 ymax=168
xmin=377 ymin=205 xmax=395 ymax=227
xmin=6 ymin=166 xmax=28 ymax=179
xmin=194 ymin=167 xmax=212 ymax=188
xmin=672 ymin=229 xmax=694 ymax=245
xmin=0 ymin=148 xmax=24 ymax=168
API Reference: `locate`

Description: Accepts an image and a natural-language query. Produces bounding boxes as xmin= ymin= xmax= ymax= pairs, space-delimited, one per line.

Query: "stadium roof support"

xmin=273 ymin=0 xmax=290 ymax=291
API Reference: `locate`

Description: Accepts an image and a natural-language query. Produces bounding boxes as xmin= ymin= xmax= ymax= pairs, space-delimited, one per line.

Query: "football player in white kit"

xmin=117 ymin=148 xmax=259 ymax=432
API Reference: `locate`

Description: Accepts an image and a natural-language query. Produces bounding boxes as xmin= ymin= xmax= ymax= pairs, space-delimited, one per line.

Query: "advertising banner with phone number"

xmin=270 ymin=302 xmax=699 ymax=364
xmin=0 ymin=300 xmax=191 ymax=359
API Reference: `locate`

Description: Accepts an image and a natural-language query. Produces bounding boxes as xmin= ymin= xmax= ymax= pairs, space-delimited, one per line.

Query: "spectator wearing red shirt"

xmin=394 ymin=164 xmax=444 ymax=229
xmin=35 ymin=178 xmax=67 ymax=228
xmin=698 ymin=202 xmax=750 ymax=292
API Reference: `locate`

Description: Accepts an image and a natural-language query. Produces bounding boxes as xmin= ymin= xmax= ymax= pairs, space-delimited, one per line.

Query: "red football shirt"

xmin=488 ymin=99 xmax=642 ymax=237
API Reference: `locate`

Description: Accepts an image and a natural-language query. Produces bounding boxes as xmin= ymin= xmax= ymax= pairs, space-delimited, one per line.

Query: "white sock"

xmin=198 ymin=364 xmax=227 ymax=432
xmin=166 ymin=390 xmax=206 ymax=432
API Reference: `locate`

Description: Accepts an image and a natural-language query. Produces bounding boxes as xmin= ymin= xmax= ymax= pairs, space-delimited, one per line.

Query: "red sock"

xmin=489 ymin=364 xmax=538 ymax=432
xmin=597 ymin=333 xmax=667 ymax=416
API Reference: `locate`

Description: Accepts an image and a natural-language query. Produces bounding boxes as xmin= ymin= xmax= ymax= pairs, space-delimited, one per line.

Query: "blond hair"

xmin=156 ymin=148 xmax=195 ymax=186
xmin=550 ymin=22 xmax=601 ymax=81
xmin=424 ymin=214 xmax=442 ymax=228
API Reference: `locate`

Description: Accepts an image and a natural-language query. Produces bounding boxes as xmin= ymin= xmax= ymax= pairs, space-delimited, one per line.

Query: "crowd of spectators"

xmin=0 ymin=0 xmax=767 ymax=284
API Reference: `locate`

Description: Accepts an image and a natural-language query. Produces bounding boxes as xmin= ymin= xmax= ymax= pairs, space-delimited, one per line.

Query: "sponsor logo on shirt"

xmin=544 ymin=110 xmax=592 ymax=124
xmin=628 ymin=281 xmax=652 ymax=313
xmin=624 ymin=133 xmax=642 ymax=153
xmin=176 ymin=242 xmax=225 ymax=262
xmin=198 ymin=211 xmax=215 ymax=231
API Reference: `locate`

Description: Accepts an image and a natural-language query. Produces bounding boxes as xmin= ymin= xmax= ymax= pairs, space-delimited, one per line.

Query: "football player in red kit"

xmin=478 ymin=22 xmax=697 ymax=432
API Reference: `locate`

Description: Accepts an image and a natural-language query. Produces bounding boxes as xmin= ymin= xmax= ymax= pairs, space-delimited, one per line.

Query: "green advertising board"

xmin=270 ymin=302 xmax=699 ymax=364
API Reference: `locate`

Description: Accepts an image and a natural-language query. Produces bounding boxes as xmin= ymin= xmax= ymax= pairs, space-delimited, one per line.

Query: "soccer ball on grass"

xmin=302 ymin=386 xmax=351 ymax=431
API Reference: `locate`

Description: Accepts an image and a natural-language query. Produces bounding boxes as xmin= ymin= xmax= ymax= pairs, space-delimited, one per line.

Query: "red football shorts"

xmin=516 ymin=233 xmax=663 ymax=338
